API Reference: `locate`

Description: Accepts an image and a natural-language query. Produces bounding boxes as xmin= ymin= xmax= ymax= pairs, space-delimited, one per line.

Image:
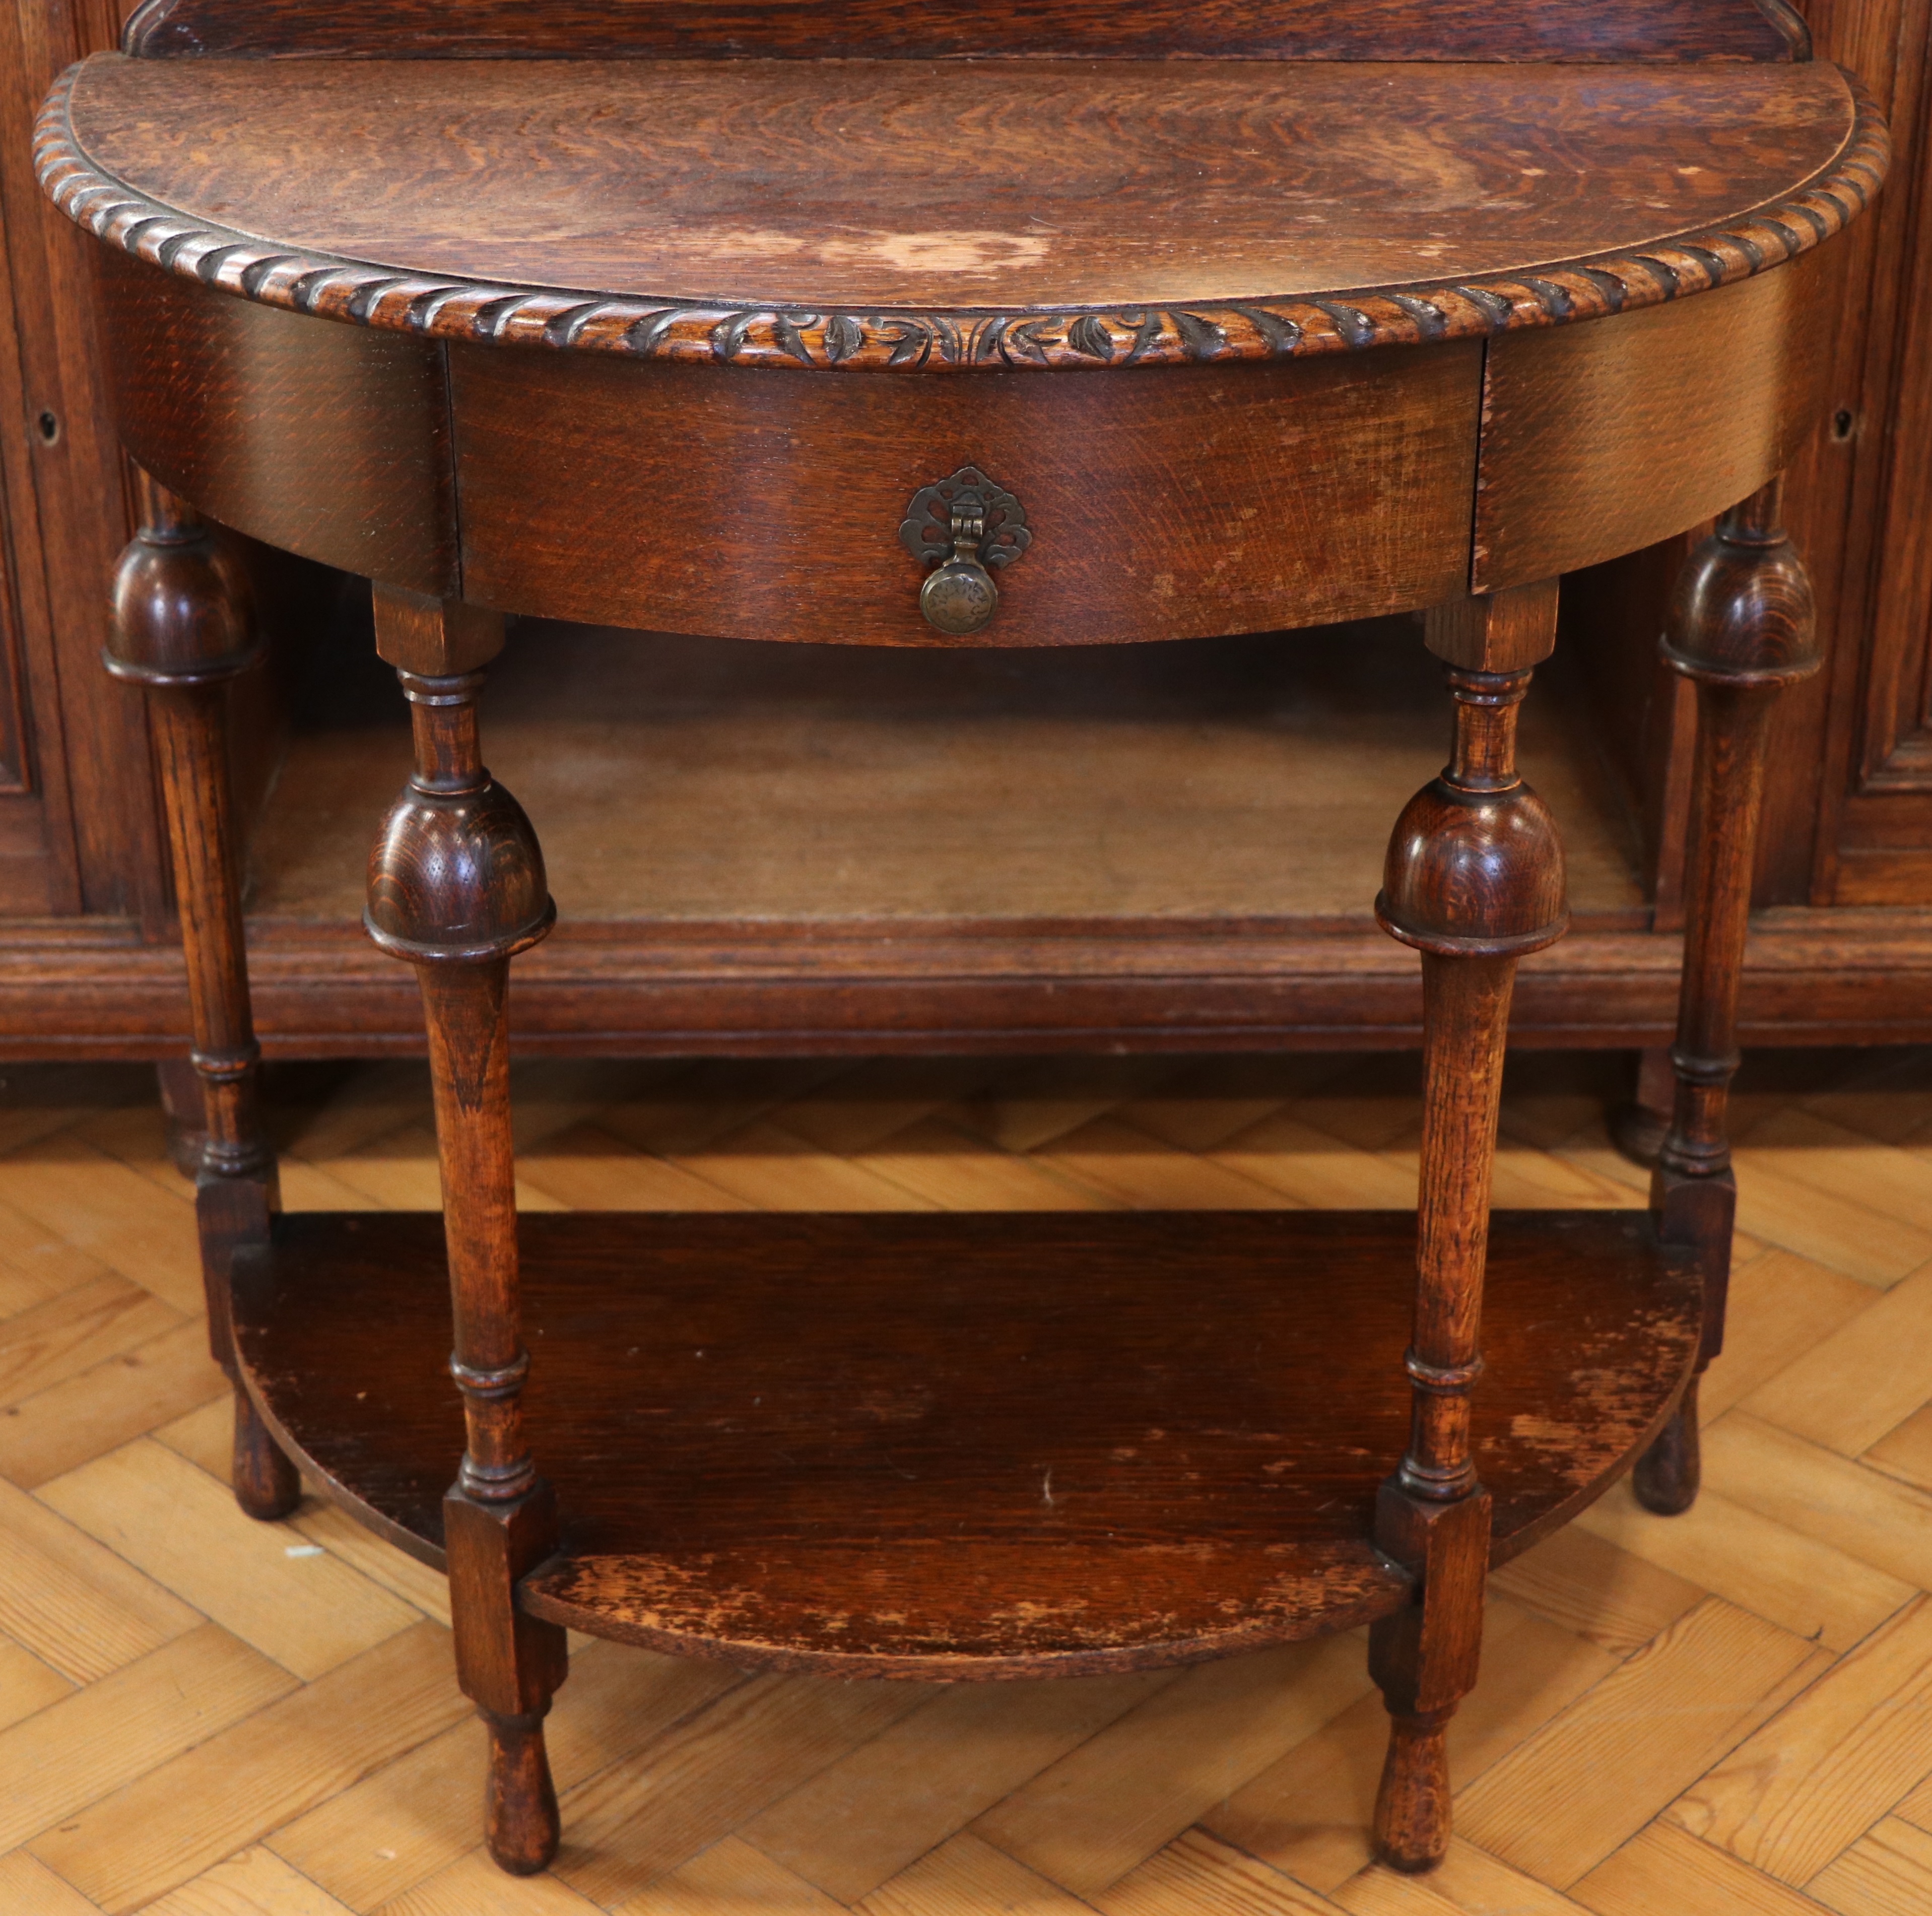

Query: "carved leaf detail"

xmin=1119 ymin=308 xmax=1164 ymax=364
xmin=878 ymin=320 xmax=932 ymax=368
xmin=1453 ymin=284 xmax=1516 ymax=325
xmin=1171 ymin=310 xmax=1225 ymax=360
xmin=624 ymin=308 xmax=681 ymax=357
xmin=1230 ymin=303 xmax=1302 ymax=354
xmin=825 ymin=313 xmax=863 ymax=363
xmin=1005 ymin=319 xmax=1053 ymax=364
xmin=1311 ymin=300 xmax=1374 ymax=349
xmin=711 ymin=310 xmax=758 ymax=362
xmin=773 ymin=312 xmax=818 ymax=366
xmin=1068 ymin=314 xmax=1115 ymax=362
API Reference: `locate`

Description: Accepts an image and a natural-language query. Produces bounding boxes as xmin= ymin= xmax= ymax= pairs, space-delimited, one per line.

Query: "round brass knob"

xmin=920 ymin=556 xmax=999 ymax=635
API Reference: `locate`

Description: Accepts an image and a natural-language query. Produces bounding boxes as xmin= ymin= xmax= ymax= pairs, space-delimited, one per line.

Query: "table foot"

xmin=484 ymin=1706 xmax=561 ymax=1875
xmin=232 ymin=1385 xmax=301 ymax=1519
xmin=1373 ymin=1707 xmax=1454 ymax=1872
xmin=1634 ymin=1376 xmax=1702 ymax=1514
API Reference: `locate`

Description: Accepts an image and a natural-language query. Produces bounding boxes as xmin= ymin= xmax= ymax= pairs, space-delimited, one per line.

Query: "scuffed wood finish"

xmin=229 ymin=1207 xmax=1701 ymax=1678
xmin=119 ymin=0 xmax=1810 ymax=64
xmin=105 ymin=471 xmax=298 ymax=1523
xmin=39 ymin=10 xmax=1891 ymax=1880
xmin=363 ymin=585 xmax=565 ymax=1874
xmin=38 ymin=57 xmax=1884 ymax=373
xmin=451 ymin=347 xmax=1479 ymax=643
xmin=1636 ymin=478 xmax=1822 ymax=1516
xmin=10 ymin=1056 xmax=1927 ymax=1910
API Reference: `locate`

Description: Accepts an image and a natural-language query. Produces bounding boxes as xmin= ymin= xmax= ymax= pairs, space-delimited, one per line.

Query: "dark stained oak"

xmin=1365 ymin=588 xmax=1569 ymax=1869
xmin=1636 ymin=478 xmax=1822 ymax=1515
xmin=86 ymin=238 xmax=1852 ymax=645
xmin=43 ymin=12 xmax=1888 ymax=1881
xmin=105 ymin=470 xmax=301 ymax=1524
xmin=450 ymin=346 xmax=1479 ymax=643
xmin=120 ymin=0 xmax=1811 ymax=65
xmin=365 ymin=585 xmax=566 ymax=1873
xmin=1476 ymin=248 xmax=1844 ymax=592
xmin=39 ymin=57 xmax=1883 ymax=373
xmin=98 ymin=251 xmax=455 ymax=596
xmin=14 ymin=911 xmax=1932 ymax=1060
xmin=61 ymin=57 xmax=1855 ymax=311
xmin=231 ymin=1208 xmax=1701 ymax=1679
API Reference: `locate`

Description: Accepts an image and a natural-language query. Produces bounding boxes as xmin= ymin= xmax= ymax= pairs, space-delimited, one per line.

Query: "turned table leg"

xmin=1635 ymin=478 xmax=1820 ymax=1515
xmin=106 ymin=470 xmax=298 ymax=1521
xmin=365 ymin=585 xmax=566 ymax=1875
xmin=1370 ymin=581 xmax=1569 ymax=1871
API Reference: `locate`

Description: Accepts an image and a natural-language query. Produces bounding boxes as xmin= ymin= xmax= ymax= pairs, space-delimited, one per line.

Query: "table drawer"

xmin=451 ymin=343 xmax=1481 ymax=645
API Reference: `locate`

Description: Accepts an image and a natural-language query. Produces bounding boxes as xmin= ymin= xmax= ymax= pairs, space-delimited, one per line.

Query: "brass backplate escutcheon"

xmin=899 ymin=466 xmax=1031 ymax=635
xmin=899 ymin=467 xmax=1031 ymax=572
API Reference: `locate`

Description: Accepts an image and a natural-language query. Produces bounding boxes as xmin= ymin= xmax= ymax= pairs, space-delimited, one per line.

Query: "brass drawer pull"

xmin=899 ymin=466 xmax=1030 ymax=635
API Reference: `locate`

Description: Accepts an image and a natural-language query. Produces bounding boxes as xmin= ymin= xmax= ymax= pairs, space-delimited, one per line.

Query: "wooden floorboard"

xmin=1 ymin=1046 xmax=1929 ymax=1914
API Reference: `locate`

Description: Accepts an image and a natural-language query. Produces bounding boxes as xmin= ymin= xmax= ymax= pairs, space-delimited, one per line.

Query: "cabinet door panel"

xmin=1827 ymin=0 xmax=1932 ymax=904
xmin=0 ymin=0 xmax=160 ymax=922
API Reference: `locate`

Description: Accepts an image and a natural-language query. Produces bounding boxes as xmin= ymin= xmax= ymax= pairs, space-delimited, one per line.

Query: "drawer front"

xmin=1476 ymin=248 xmax=1841 ymax=592
xmin=451 ymin=343 xmax=1482 ymax=645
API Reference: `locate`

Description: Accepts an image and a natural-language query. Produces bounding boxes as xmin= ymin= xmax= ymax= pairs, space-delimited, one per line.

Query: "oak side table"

xmin=39 ymin=0 xmax=1886 ymax=1881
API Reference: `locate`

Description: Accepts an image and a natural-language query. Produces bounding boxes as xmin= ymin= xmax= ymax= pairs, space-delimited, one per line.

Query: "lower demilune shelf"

xmin=232 ymin=1208 xmax=1699 ymax=1680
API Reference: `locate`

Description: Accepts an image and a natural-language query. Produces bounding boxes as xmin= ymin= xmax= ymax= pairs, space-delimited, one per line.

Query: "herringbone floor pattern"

xmin=2 ymin=1046 xmax=1930 ymax=1915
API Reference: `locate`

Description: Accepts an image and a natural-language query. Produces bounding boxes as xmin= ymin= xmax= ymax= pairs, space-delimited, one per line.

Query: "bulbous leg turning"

xmin=1637 ymin=479 xmax=1820 ymax=1514
xmin=368 ymin=585 xmax=567 ymax=1873
xmin=1369 ymin=581 xmax=1568 ymax=1872
xmin=107 ymin=472 xmax=298 ymax=1522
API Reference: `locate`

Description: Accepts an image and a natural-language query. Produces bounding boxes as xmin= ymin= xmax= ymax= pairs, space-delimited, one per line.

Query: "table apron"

xmin=100 ymin=251 xmax=1841 ymax=639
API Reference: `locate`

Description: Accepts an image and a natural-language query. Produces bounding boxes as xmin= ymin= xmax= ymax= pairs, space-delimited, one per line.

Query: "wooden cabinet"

xmin=1576 ymin=0 xmax=1932 ymax=931
xmin=0 ymin=0 xmax=155 ymax=930
xmin=2 ymin=0 xmax=1930 ymax=1062
xmin=1826 ymin=0 xmax=1932 ymax=904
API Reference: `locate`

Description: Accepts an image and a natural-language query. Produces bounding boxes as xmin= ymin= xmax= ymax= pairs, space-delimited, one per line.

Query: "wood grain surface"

xmin=230 ymin=1207 xmax=1699 ymax=1678
xmin=6 ymin=1049 xmax=1931 ymax=1912
xmin=97 ymin=250 xmax=455 ymax=596
xmin=94 ymin=239 xmax=1840 ymax=639
xmin=1476 ymin=249 xmax=1841 ymax=591
xmin=103 ymin=471 xmax=302 ymax=1531
xmin=59 ymin=55 xmax=1856 ymax=313
xmin=451 ymin=347 xmax=1478 ymax=641
xmin=1633 ymin=481 xmax=1822 ymax=1516
xmin=119 ymin=0 xmax=1810 ymax=64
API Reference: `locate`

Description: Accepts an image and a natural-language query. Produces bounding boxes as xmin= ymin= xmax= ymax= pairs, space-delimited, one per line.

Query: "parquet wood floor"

xmin=2 ymin=1045 xmax=1929 ymax=1915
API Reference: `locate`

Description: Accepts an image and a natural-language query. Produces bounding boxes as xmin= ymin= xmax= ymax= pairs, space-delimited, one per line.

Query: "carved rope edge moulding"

xmin=36 ymin=61 xmax=1889 ymax=374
